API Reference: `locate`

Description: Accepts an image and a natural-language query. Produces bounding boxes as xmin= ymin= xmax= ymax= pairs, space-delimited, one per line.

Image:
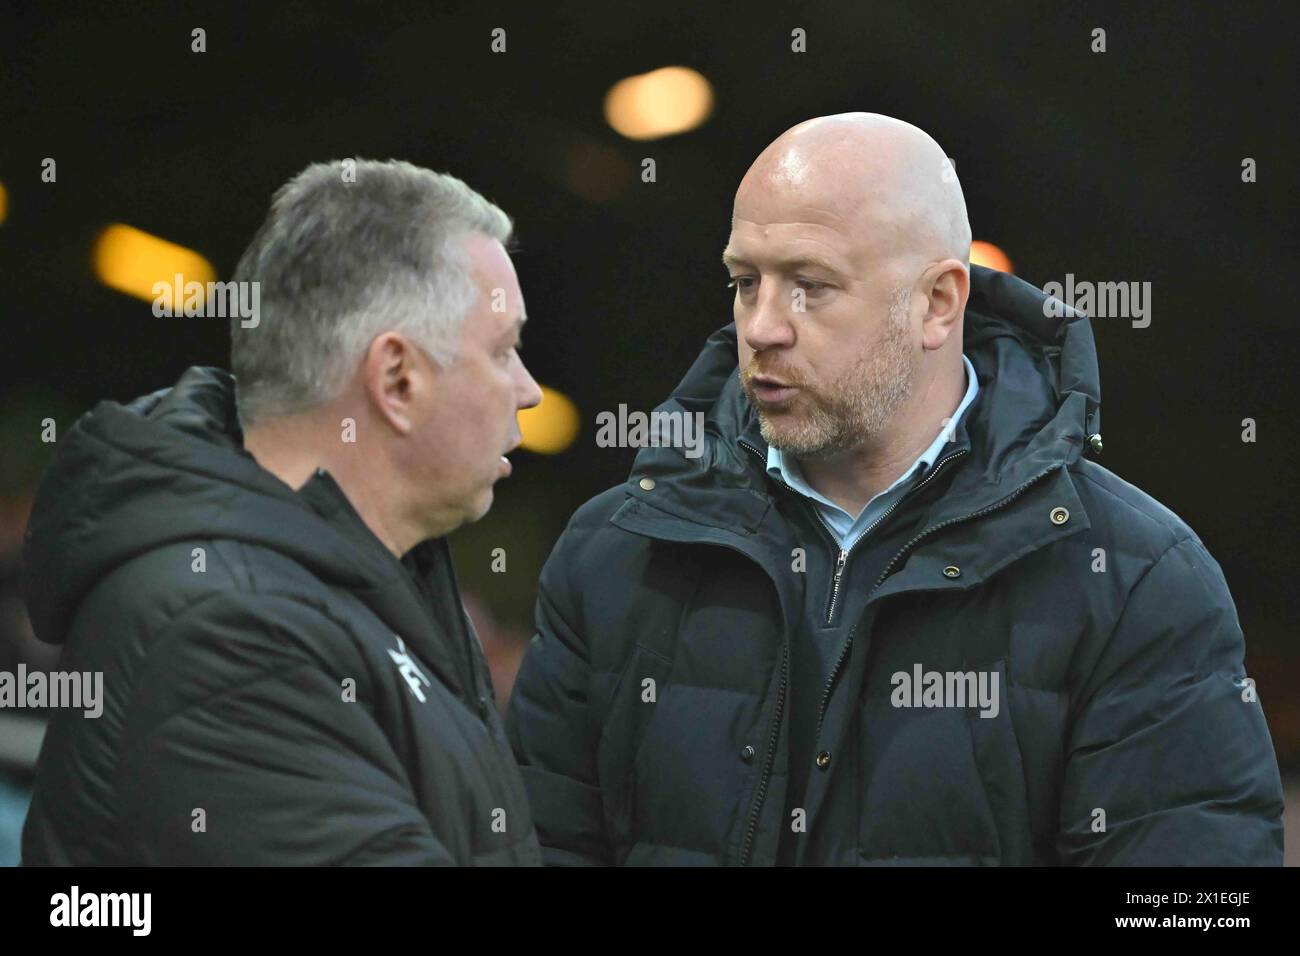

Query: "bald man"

xmin=507 ymin=114 xmax=1284 ymax=866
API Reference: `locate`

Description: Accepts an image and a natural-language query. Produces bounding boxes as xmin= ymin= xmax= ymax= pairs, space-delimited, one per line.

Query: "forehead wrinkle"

xmin=723 ymin=248 xmax=849 ymax=281
xmin=727 ymin=214 xmax=865 ymax=281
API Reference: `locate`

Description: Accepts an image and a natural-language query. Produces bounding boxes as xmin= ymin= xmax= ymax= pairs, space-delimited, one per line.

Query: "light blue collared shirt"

xmin=767 ymin=354 xmax=979 ymax=551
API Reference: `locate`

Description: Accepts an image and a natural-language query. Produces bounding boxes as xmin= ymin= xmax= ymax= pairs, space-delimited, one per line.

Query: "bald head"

xmin=737 ymin=112 xmax=970 ymax=268
xmin=725 ymin=112 xmax=973 ymax=471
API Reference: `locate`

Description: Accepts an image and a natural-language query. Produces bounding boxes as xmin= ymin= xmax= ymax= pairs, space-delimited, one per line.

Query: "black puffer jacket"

xmin=21 ymin=367 xmax=541 ymax=866
xmin=507 ymin=265 xmax=1285 ymax=866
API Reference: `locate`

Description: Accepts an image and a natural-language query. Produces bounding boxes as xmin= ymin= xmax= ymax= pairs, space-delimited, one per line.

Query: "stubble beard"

xmin=751 ymin=290 xmax=916 ymax=459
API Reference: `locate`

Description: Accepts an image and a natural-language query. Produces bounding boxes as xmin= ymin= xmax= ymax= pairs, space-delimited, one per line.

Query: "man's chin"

xmin=469 ymin=485 xmax=495 ymax=522
xmin=759 ymin=414 xmax=836 ymax=459
xmin=758 ymin=412 xmax=806 ymax=449
xmin=447 ymin=484 xmax=496 ymax=532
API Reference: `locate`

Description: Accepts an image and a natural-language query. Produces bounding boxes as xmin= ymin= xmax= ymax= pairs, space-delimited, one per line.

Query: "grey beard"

xmin=760 ymin=299 xmax=915 ymax=459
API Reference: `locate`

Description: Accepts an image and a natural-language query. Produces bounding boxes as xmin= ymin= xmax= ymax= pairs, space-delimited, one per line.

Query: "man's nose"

xmin=742 ymin=283 xmax=797 ymax=352
xmin=516 ymin=359 xmax=543 ymax=410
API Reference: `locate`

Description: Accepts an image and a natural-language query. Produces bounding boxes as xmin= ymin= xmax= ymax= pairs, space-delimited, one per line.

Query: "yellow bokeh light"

xmin=970 ymin=240 xmax=1013 ymax=274
xmin=604 ymin=66 xmax=714 ymax=140
xmin=518 ymin=386 xmax=580 ymax=455
xmin=92 ymin=223 xmax=217 ymax=304
xmin=0 ymin=182 xmax=8 ymax=225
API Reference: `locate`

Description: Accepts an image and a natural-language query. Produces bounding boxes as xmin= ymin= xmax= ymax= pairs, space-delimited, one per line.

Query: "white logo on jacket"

xmin=388 ymin=636 xmax=432 ymax=703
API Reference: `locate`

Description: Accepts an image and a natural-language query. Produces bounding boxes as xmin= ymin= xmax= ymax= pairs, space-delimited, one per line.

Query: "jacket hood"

xmin=621 ymin=264 xmax=1101 ymax=532
xmin=21 ymin=367 xmax=399 ymax=644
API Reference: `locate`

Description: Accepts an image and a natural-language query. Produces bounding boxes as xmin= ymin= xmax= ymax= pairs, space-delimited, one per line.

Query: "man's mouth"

xmin=499 ymin=438 xmax=522 ymax=477
xmin=749 ymin=374 xmax=800 ymax=405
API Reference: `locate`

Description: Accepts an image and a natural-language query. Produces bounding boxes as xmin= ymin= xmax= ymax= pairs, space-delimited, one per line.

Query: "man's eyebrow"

xmin=721 ymin=248 xmax=848 ymax=279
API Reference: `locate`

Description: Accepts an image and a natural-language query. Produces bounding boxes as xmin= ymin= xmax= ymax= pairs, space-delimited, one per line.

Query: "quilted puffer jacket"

xmin=22 ymin=367 xmax=541 ymax=866
xmin=507 ymin=265 xmax=1285 ymax=866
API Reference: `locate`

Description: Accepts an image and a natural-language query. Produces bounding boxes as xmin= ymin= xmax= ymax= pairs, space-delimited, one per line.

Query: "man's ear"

xmin=363 ymin=332 xmax=422 ymax=435
xmin=920 ymin=259 xmax=970 ymax=351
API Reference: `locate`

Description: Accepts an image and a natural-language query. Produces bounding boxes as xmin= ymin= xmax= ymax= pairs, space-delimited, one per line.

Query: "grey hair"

xmin=230 ymin=159 xmax=512 ymax=426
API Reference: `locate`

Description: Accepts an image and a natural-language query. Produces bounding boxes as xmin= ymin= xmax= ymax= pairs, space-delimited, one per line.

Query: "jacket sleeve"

xmin=505 ymin=531 xmax=614 ymax=866
xmin=1057 ymin=534 xmax=1285 ymax=865
xmin=115 ymin=592 xmax=456 ymax=865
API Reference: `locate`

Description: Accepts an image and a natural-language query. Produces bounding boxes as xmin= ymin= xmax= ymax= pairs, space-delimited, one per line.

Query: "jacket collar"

xmin=297 ymin=468 xmax=477 ymax=701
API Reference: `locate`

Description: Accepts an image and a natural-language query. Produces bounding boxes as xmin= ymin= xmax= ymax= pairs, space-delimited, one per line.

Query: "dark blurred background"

xmin=1 ymin=0 xmax=1297 ymax=864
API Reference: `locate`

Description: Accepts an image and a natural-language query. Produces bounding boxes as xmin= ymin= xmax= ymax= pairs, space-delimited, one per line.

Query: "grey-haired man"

xmin=23 ymin=160 xmax=544 ymax=865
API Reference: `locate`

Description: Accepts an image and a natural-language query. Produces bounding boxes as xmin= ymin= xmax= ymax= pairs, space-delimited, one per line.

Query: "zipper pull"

xmin=826 ymin=548 xmax=851 ymax=626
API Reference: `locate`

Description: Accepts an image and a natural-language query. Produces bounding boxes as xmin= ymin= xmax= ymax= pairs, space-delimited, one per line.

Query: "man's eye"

xmin=727 ymin=277 xmax=756 ymax=291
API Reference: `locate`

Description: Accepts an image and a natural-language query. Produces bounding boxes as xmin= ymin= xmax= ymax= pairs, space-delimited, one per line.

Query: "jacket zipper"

xmin=741 ymin=438 xmax=968 ymax=625
xmin=810 ymin=448 xmax=970 ymax=730
xmin=827 ymin=549 xmax=848 ymax=621
xmin=812 ymin=463 xmax=1061 ymax=737
xmin=733 ymin=437 xmax=964 ymax=863
xmin=731 ymin=440 xmax=1053 ymax=861
xmin=818 ymin=447 xmax=966 ymax=624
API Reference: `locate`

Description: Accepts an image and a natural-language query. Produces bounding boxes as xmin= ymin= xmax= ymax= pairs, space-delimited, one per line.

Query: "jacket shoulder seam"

xmin=1069 ymin=464 xmax=1194 ymax=545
